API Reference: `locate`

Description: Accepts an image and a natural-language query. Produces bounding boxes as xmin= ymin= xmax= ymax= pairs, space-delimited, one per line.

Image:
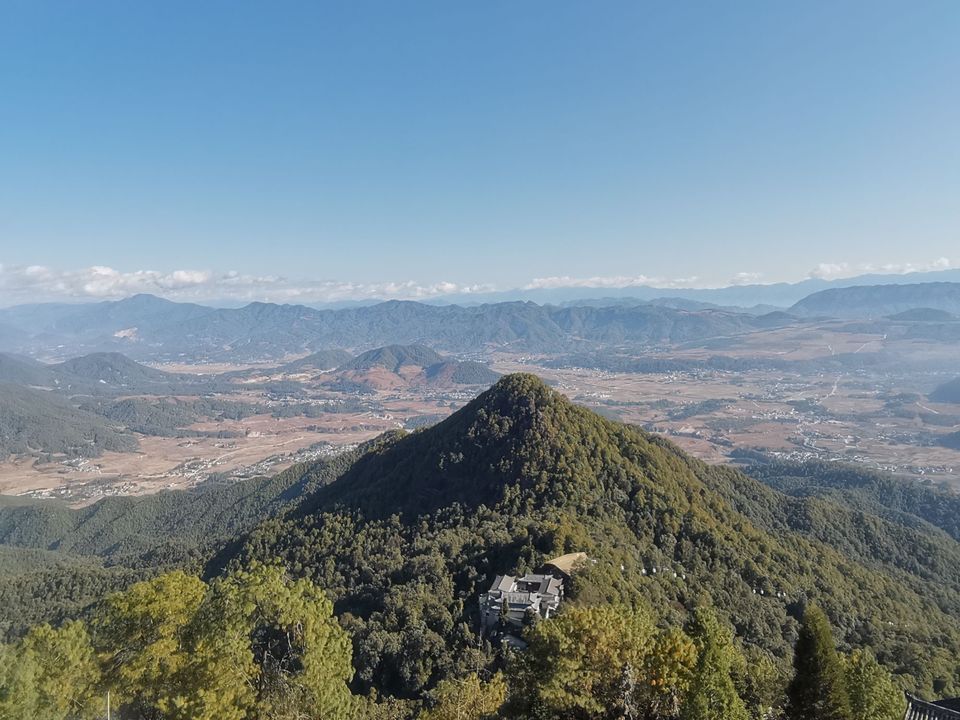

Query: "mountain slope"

xmin=0 ymin=545 xmax=147 ymax=639
xmin=0 ymin=384 xmax=138 ymax=458
xmin=790 ymin=282 xmax=960 ymax=318
xmin=887 ymin=308 xmax=957 ymax=322
xmin=1 ymin=351 xmax=207 ymax=397
xmin=53 ymin=352 xmax=176 ymax=386
xmin=340 ymin=344 xmax=444 ymax=372
xmin=280 ymin=349 xmax=354 ymax=373
xmin=0 ymin=451 xmax=362 ymax=637
xmin=930 ymin=377 xmax=960 ymax=404
xmin=745 ymin=460 xmax=960 ymax=541
xmin=550 ymin=305 xmax=759 ymax=344
xmin=322 ymin=344 xmax=500 ymax=391
xmin=0 ymin=354 xmax=58 ymax=387
xmin=425 ymin=359 xmax=500 ymax=386
xmin=1 ymin=375 xmax=958 ymax=698
xmin=0 ymin=450 xmax=357 ymax=561
xmin=230 ymin=374 xmax=960 ymax=698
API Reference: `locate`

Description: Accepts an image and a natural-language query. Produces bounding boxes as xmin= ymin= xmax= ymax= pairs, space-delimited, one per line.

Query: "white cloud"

xmin=809 ymin=262 xmax=851 ymax=280
xmin=523 ymin=275 xmax=700 ymax=291
xmin=0 ymin=257 xmax=955 ymax=308
xmin=809 ymin=257 xmax=954 ymax=281
xmin=729 ymin=272 xmax=763 ymax=286
xmin=0 ymin=263 xmax=495 ymax=306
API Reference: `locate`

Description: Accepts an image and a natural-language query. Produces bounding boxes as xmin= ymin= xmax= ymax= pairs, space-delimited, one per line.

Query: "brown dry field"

xmin=0 ymin=415 xmax=386 ymax=499
xmin=0 ymin=385 xmax=460 ymax=503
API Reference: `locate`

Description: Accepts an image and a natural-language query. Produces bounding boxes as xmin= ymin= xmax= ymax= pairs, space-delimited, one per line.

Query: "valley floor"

xmin=2 ymin=320 xmax=959 ymax=503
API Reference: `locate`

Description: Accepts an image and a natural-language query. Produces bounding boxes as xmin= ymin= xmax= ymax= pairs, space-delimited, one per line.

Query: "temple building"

xmin=479 ymin=552 xmax=586 ymax=630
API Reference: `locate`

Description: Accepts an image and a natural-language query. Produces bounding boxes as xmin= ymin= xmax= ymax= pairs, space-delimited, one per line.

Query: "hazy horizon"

xmin=1 ymin=261 xmax=960 ymax=308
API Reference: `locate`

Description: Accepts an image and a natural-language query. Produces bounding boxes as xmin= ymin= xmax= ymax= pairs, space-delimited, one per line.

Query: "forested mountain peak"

xmin=281 ymin=348 xmax=354 ymax=372
xmin=341 ymin=344 xmax=445 ymax=371
xmin=53 ymin=352 xmax=174 ymax=385
xmin=297 ymin=372 xmax=695 ymax=519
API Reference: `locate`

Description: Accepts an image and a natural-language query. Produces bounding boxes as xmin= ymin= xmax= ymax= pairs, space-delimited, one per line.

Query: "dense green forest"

xmin=744 ymin=459 xmax=960 ymax=540
xmin=77 ymin=397 xmax=263 ymax=437
xmin=0 ymin=569 xmax=905 ymax=720
xmin=1 ymin=374 xmax=958 ymax=718
xmin=0 ymin=383 xmax=138 ymax=458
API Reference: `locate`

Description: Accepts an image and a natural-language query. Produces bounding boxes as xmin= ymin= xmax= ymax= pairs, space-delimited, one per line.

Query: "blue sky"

xmin=1 ymin=1 xmax=958 ymax=303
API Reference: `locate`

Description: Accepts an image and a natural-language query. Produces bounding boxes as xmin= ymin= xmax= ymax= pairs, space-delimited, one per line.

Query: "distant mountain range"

xmin=2 ymin=277 xmax=960 ymax=363
xmin=0 ymin=293 xmax=794 ymax=362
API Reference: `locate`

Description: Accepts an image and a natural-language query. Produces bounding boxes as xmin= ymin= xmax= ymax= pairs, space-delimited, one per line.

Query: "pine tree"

xmin=786 ymin=605 xmax=852 ymax=720
xmin=0 ymin=621 xmax=101 ymax=720
xmin=505 ymin=604 xmax=658 ymax=718
xmin=420 ymin=673 xmax=506 ymax=720
xmin=843 ymin=649 xmax=905 ymax=720
xmin=682 ymin=607 xmax=749 ymax=720
xmin=94 ymin=565 xmax=357 ymax=720
xmin=187 ymin=562 xmax=357 ymax=720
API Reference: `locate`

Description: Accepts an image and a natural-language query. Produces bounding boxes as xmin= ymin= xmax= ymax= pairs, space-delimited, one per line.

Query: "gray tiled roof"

xmin=493 ymin=575 xmax=515 ymax=592
xmin=905 ymin=695 xmax=960 ymax=720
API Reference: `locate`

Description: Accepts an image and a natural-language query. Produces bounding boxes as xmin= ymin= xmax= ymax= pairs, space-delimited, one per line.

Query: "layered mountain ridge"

xmin=0 ymin=295 xmax=792 ymax=361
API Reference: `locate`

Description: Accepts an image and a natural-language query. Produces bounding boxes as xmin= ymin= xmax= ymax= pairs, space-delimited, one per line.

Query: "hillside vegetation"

xmin=53 ymin=352 xmax=177 ymax=385
xmin=745 ymin=460 xmax=960 ymax=541
xmin=342 ymin=345 xmax=445 ymax=371
xmin=0 ymin=450 xmax=358 ymax=562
